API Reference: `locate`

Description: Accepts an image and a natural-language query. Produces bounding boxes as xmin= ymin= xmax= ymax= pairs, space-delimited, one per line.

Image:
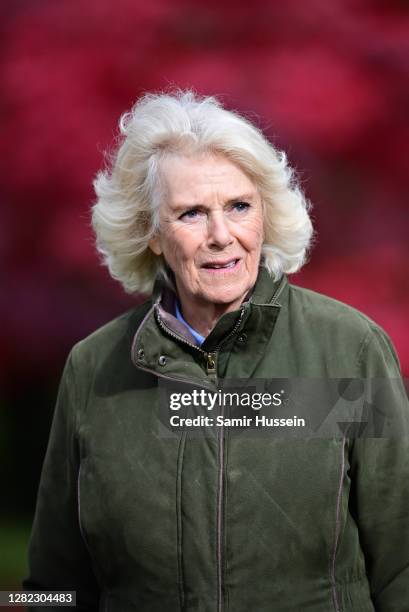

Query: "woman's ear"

xmin=149 ymin=234 xmax=162 ymax=256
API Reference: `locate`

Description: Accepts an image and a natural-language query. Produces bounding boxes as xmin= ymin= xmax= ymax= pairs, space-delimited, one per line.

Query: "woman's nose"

xmin=207 ymin=212 xmax=234 ymax=248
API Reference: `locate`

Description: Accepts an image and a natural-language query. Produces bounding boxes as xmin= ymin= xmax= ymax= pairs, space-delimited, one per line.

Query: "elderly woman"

xmin=25 ymin=92 xmax=409 ymax=611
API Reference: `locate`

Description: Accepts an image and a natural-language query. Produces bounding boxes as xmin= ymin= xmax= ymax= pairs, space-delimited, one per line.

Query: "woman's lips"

xmin=201 ymin=258 xmax=240 ymax=272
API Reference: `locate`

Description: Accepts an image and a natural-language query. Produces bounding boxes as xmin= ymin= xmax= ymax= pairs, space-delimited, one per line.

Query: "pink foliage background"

xmin=2 ymin=0 xmax=409 ymax=386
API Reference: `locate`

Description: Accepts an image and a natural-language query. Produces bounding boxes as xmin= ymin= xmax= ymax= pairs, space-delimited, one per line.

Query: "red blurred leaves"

xmin=2 ymin=0 xmax=409 ymax=376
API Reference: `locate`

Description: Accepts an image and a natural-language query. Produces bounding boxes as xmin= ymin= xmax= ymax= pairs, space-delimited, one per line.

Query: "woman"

xmin=25 ymin=91 xmax=409 ymax=611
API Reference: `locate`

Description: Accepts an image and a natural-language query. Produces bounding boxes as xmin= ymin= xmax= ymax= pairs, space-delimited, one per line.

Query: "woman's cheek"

xmin=239 ymin=220 xmax=264 ymax=248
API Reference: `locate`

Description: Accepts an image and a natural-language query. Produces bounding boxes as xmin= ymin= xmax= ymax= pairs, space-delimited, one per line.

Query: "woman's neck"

xmin=177 ymin=295 xmax=244 ymax=338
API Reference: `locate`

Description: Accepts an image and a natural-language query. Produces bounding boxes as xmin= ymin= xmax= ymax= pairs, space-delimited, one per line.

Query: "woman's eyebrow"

xmin=225 ymin=192 xmax=258 ymax=204
xmin=171 ymin=202 xmax=204 ymax=213
xmin=170 ymin=192 xmax=258 ymax=212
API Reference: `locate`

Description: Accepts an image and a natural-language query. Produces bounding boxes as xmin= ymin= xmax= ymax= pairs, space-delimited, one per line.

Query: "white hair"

xmin=92 ymin=90 xmax=313 ymax=294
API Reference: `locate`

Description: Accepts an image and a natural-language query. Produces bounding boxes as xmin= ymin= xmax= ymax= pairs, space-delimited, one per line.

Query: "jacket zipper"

xmin=157 ymin=305 xmax=246 ymax=612
xmin=212 ymin=306 xmax=245 ymax=612
xmin=213 ymin=282 xmax=283 ymax=611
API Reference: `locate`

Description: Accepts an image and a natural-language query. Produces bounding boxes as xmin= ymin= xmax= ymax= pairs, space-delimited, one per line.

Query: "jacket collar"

xmin=249 ymin=266 xmax=287 ymax=306
xmin=153 ymin=266 xmax=286 ymax=341
xmin=131 ymin=267 xmax=288 ymax=383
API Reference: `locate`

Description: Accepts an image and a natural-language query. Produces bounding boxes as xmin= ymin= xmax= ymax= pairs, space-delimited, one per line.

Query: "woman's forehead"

xmin=159 ymin=152 xmax=258 ymax=207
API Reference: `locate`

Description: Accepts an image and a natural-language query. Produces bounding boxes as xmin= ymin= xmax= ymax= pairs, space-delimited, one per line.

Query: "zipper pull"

xmin=206 ymin=352 xmax=216 ymax=374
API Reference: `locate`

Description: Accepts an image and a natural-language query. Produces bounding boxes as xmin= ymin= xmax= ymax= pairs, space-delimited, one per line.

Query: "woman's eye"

xmin=232 ymin=201 xmax=250 ymax=212
xmin=180 ymin=209 xmax=200 ymax=220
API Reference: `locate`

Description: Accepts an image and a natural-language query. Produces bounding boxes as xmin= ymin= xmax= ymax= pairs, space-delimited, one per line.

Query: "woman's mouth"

xmin=201 ymin=258 xmax=240 ymax=271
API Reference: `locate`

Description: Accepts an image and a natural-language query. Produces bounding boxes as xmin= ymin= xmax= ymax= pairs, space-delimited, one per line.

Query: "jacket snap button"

xmin=158 ymin=355 xmax=167 ymax=366
xmin=238 ymin=333 xmax=247 ymax=344
xmin=137 ymin=348 xmax=145 ymax=360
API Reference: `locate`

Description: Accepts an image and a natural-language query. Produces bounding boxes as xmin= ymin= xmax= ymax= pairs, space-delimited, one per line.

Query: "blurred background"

xmin=1 ymin=0 xmax=409 ymax=599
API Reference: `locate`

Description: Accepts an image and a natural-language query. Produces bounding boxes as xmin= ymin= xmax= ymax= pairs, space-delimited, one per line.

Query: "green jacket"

xmin=24 ymin=269 xmax=409 ymax=611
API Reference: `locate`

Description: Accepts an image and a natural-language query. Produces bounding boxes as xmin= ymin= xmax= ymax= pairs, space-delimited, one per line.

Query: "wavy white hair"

xmin=92 ymin=90 xmax=313 ymax=294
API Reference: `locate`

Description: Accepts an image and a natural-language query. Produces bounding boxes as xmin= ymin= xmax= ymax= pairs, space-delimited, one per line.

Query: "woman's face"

xmin=149 ymin=153 xmax=264 ymax=314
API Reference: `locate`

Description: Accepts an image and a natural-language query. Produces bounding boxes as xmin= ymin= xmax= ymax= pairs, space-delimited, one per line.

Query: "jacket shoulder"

xmin=286 ymin=283 xmax=401 ymax=374
xmin=288 ymin=283 xmax=381 ymax=335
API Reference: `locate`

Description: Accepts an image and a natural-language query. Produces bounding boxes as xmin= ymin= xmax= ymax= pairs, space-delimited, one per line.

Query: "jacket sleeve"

xmin=349 ymin=326 xmax=409 ymax=611
xmin=23 ymin=350 xmax=100 ymax=611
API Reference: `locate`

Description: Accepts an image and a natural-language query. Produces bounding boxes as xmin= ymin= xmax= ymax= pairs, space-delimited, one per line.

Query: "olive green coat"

xmin=24 ymin=270 xmax=409 ymax=611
